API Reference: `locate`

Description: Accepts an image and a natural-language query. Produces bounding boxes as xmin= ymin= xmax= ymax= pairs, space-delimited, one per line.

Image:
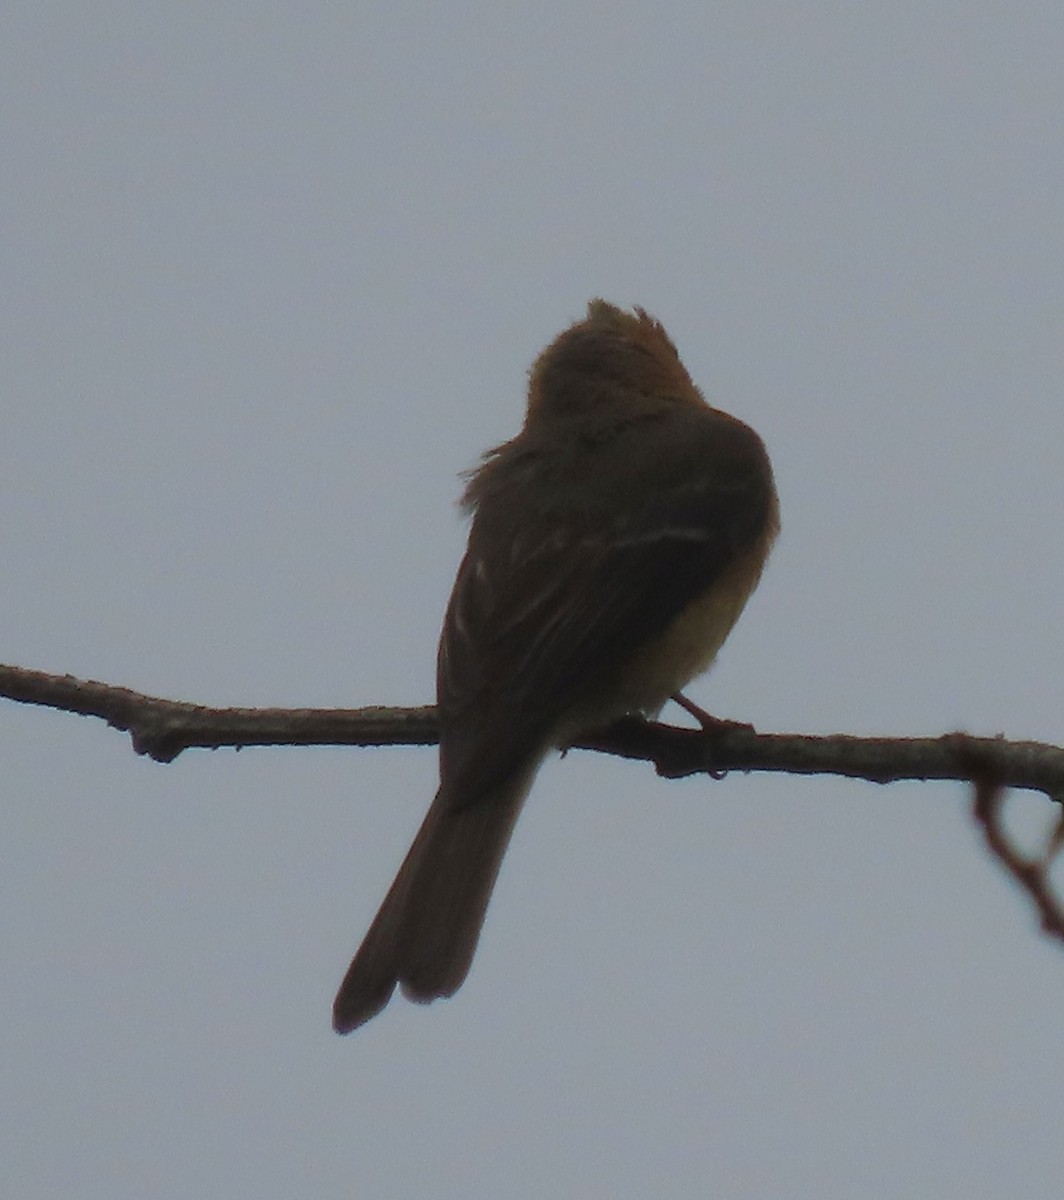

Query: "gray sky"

xmin=4 ymin=3 xmax=1064 ymax=1197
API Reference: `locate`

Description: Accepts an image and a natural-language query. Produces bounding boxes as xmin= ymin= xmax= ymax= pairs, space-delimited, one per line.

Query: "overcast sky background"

xmin=4 ymin=4 xmax=1064 ymax=1197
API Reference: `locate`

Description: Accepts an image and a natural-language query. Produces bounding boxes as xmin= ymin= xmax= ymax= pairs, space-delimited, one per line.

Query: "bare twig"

xmin=968 ymin=761 xmax=1064 ymax=944
xmin=1 ymin=664 xmax=1063 ymax=800
xmin=6 ymin=661 xmax=1064 ymax=952
xmin=0 ymin=664 xmax=438 ymax=763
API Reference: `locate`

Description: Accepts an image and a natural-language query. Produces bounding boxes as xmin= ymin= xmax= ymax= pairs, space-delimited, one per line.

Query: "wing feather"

xmin=436 ymin=405 xmax=777 ymax=801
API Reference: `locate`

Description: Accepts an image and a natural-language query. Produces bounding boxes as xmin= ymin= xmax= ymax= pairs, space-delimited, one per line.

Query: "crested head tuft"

xmin=525 ymin=300 xmax=702 ymax=424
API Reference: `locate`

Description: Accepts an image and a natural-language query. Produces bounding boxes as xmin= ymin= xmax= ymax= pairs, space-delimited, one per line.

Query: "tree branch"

xmin=0 ymin=664 xmax=438 ymax=763
xmin=4 ymin=661 xmax=1064 ymax=946
xmin=1 ymin=663 xmax=1062 ymax=794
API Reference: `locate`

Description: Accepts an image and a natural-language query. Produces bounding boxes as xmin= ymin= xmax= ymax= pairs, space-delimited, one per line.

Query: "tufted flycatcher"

xmin=332 ymin=300 xmax=778 ymax=1032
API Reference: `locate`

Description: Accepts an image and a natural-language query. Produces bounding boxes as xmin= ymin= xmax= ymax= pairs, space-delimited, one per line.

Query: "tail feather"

xmin=332 ymin=763 xmax=536 ymax=1033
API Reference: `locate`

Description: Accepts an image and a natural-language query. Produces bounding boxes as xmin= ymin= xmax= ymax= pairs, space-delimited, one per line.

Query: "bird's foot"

xmin=670 ymin=692 xmax=754 ymax=735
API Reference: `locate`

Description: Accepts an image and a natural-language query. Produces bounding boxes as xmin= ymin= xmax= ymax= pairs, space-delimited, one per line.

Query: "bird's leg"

xmin=669 ymin=693 xmax=755 ymax=780
xmin=670 ymin=692 xmax=754 ymax=735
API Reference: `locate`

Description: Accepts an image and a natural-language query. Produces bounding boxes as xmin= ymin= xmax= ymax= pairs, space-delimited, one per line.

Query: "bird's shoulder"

xmin=464 ymin=401 xmax=770 ymax=535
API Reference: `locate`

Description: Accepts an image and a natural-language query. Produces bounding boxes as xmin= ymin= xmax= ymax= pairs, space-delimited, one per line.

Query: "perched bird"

xmin=333 ymin=300 xmax=778 ymax=1032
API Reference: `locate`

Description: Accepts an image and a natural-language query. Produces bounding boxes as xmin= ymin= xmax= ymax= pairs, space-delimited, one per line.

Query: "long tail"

xmin=332 ymin=762 xmax=538 ymax=1033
